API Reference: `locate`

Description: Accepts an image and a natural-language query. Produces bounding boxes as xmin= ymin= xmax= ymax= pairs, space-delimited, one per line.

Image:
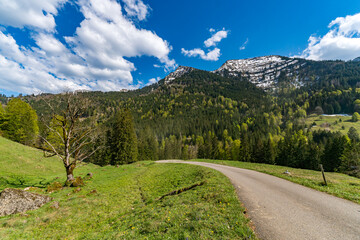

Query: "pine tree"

xmin=0 ymin=103 xmax=6 ymax=132
xmin=108 ymin=109 xmax=138 ymax=165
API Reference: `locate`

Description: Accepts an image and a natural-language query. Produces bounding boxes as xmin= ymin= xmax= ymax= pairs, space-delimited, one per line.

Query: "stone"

xmin=50 ymin=201 xmax=60 ymax=209
xmin=24 ymin=187 xmax=38 ymax=191
xmin=283 ymin=170 xmax=291 ymax=176
xmin=0 ymin=188 xmax=52 ymax=217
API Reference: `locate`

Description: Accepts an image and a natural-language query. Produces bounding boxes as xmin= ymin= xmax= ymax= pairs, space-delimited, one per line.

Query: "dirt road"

xmin=157 ymin=160 xmax=360 ymax=240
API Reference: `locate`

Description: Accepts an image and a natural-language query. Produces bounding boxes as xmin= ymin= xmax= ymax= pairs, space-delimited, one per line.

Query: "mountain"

xmin=164 ymin=66 xmax=196 ymax=84
xmin=4 ymin=55 xmax=360 ymax=174
xmin=213 ymin=55 xmax=306 ymax=90
xmin=161 ymin=56 xmax=360 ymax=93
xmin=12 ymin=54 xmax=360 ymax=142
xmin=352 ymin=57 xmax=360 ymax=62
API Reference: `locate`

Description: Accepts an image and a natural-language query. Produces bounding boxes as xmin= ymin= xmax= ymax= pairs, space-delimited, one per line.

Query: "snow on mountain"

xmin=164 ymin=66 xmax=195 ymax=84
xmin=214 ymin=55 xmax=306 ymax=90
xmin=162 ymin=56 xmax=308 ymax=90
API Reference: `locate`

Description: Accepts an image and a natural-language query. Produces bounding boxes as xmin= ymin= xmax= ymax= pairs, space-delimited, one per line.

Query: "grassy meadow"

xmin=0 ymin=137 xmax=256 ymax=239
xmin=193 ymin=160 xmax=360 ymax=204
xmin=305 ymin=114 xmax=360 ymax=134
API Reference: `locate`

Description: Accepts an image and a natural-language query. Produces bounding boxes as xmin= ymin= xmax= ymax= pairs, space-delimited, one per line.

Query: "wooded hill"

xmin=1 ymin=56 xmax=360 ymax=177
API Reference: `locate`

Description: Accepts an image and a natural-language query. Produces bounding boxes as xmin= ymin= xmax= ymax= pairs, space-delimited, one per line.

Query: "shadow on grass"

xmin=0 ymin=175 xmax=57 ymax=190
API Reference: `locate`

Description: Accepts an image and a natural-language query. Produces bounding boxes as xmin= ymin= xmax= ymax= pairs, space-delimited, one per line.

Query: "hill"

xmin=0 ymin=136 xmax=64 ymax=191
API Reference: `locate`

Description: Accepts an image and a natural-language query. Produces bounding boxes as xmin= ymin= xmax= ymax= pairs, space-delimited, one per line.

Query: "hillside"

xmin=0 ymin=137 xmax=256 ymax=239
xmin=0 ymin=136 xmax=64 ymax=191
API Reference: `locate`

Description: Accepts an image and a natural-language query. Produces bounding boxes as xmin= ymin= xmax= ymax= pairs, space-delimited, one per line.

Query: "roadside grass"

xmin=305 ymin=114 xmax=359 ymax=134
xmin=192 ymin=160 xmax=360 ymax=204
xmin=0 ymin=162 xmax=256 ymax=239
xmin=0 ymin=137 xmax=256 ymax=239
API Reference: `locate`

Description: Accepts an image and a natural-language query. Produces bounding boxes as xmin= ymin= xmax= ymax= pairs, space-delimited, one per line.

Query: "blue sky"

xmin=1 ymin=0 xmax=360 ymax=96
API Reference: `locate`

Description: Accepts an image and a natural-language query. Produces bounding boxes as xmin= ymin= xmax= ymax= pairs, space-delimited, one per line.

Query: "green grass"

xmin=305 ymin=114 xmax=360 ymax=134
xmin=0 ymin=136 xmax=65 ymax=190
xmin=192 ymin=159 xmax=360 ymax=204
xmin=0 ymin=137 xmax=256 ymax=239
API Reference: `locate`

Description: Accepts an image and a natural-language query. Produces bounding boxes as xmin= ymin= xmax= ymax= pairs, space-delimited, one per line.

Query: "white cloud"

xmin=182 ymin=28 xmax=227 ymax=61
xmin=204 ymin=28 xmax=229 ymax=48
xmin=146 ymin=76 xmax=160 ymax=86
xmin=181 ymin=48 xmax=220 ymax=61
xmin=300 ymin=13 xmax=360 ymax=61
xmin=0 ymin=31 xmax=88 ymax=94
xmin=0 ymin=0 xmax=67 ymax=31
xmin=239 ymin=38 xmax=248 ymax=50
xmin=122 ymin=0 xmax=149 ymax=21
xmin=0 ymin=0 xmax=176 ymax=94
xmin=67 ymin=0 xmax=175 ymax=71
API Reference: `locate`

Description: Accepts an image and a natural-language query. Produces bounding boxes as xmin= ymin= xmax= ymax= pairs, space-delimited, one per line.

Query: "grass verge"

xmin=192 ymin=159 xmax=360 ymax=204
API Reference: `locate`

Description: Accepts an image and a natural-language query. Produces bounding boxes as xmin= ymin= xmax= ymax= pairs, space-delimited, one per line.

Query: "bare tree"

xmin=40 ymin=92 xmax=99 ymax=184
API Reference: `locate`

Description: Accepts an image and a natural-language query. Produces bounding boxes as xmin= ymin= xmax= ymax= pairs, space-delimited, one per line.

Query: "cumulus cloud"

xmin=0 ymin=31 xmax=88 ymax=94
xmin=0 ymin=0 xmax=67 ymax=31
xmin=0 ymin=0 xmax=176 ymax=94
xmin=146 ymin=76 xmax=161 ymax=86
xmin=181 ymin=48 xmax=220 ymax=61
xmin=182 ymin=28 xmax=228 ymax=61
xmin=300 ymin=13 xmax=360 ymax=61
xmin=122 ymin=0 xmax=150 ymax=21
xmin=67 ymin=0 xmax=175 ymax=71
xmin=204 ymin=28 xmax=229 ymax=47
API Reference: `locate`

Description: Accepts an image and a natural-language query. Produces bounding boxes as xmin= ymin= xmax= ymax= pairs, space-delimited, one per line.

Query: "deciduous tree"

xmin=41 ymin=93 xmax=99 ymax=184
xmin=2 ymin=98 xmax=39 ymax=145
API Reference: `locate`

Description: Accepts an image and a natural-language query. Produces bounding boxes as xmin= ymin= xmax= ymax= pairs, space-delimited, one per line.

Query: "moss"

xmin=46 ymin=182 xmax=63 ymax=193
xmin=70 ymin=177 xmax=84 ymax=187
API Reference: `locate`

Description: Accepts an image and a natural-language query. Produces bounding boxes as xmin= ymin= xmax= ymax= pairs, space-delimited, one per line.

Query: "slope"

xmin=0 ymin=138 xmax=256 ymax=239
xmin=0 ymin=136 xmax=64 ymax=191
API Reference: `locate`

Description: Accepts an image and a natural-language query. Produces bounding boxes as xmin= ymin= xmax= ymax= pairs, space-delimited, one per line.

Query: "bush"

xmin=352 ymin=112 xmax=360 ymax=122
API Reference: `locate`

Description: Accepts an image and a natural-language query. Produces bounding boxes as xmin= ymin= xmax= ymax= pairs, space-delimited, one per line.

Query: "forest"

xmin=1 ymin=60 xmax=360 ymax=178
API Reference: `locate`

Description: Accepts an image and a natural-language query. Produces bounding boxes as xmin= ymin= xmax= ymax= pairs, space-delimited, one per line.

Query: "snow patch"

xmin=214 ymin=55 xmax=306 ymax=90
xmin=164 ymin=66 xmax=194 ymax=83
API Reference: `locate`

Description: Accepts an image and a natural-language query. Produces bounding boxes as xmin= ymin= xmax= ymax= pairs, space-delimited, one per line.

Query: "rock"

xmin=86 ymin=172 xmax=93 ymax=179
xmin=0 ymin=188 xmax=52 ymax=217
xmin=283 ymin=170 xmax=291 ymax=176
xmin=24 ymin=187 xmax=38 ymax=191
xmin=50 ymin=201 xmax=60 ymax=209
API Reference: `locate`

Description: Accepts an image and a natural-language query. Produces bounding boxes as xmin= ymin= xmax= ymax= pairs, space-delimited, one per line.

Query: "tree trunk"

xmin=66 ymin=163 xmax=75 ymax=183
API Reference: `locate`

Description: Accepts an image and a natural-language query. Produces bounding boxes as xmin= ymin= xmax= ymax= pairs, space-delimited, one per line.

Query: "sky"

xmin=1 ymin=0 xmax=360 ymax=96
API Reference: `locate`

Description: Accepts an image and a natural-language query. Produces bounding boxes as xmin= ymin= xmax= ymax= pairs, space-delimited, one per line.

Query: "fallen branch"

xmin=157 ymin=181 xmax=206 ymax=201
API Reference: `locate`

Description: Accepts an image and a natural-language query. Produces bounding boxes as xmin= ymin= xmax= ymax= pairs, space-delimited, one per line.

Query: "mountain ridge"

xmin=162 ymin=55 xmax=357 ymax=91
